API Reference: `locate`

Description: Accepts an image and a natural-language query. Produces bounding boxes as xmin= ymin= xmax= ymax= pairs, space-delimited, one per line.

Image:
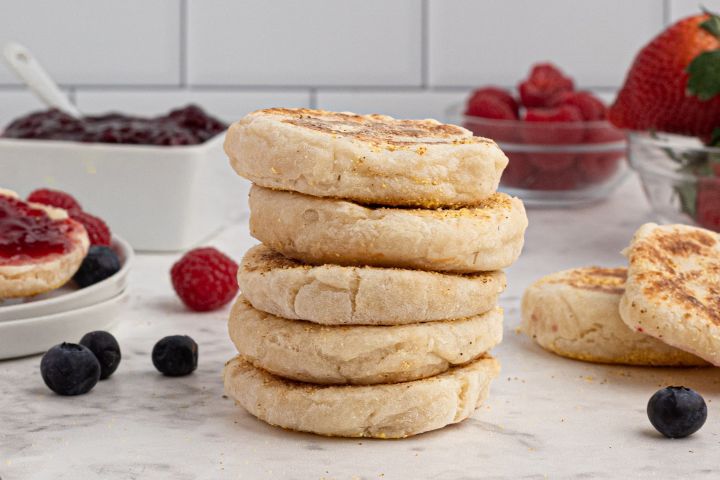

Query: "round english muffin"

xmin=239 ymin=244 xmax=506 ymax=325
xmin=620 ymin=223 xmax=720 ymax=366
xmin=248 ymin=185 xmax=527 ymax=273
xmin=522 ymin=267 xmax=707 ymax=366
xmin=228 ymin=296 xmax=503 ymax=385
xmin=0 ymin=191 xmax=90 ymax=299
xmin=224 ymin=108 xmax=508 ymax=209
xmin=223 ymin=354 xmax=500 ymax=438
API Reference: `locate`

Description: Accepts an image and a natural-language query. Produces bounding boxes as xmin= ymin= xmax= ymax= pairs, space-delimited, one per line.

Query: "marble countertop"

xmin=3 ymin=175 xmax=719 ymax=480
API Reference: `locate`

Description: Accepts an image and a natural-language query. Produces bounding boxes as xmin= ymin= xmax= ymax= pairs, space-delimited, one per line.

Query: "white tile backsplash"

xmin=316 ymin=90 xmax=470 ymax=122
xmin=0 ymin=89 xmax=69 ymax=129
xmin=428 ymin=0 xmax=663 ymax=88
xmin=187 ymin=0 xmax=422 ymax=86
xmin=0 ymin=0 xmax=180 ymax=86
xmin=668 ymin=0 xmax=720 ymax=22
xmin=0 ymin=1 xmax=672 ymax=119
xmin=75 ymin=90 xmax=310 ymax=123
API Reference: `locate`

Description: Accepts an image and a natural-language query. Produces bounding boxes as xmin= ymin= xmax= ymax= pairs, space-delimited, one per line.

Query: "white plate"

xmin=0 ymin=289 xmax=128 ymax=360
xmin=0 ymin=235 xmax=134 ymax=322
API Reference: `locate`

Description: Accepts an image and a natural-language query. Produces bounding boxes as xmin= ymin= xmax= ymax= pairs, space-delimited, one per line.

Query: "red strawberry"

xmin=527 ymin=152 xmax=577 ymax=173
xmin=609 ymin=13 xmax=720 ymax=137
xmin=528 ymin=168 xmax=581 ymax=191
xmin=518 ymin=63 xmax=574 ymax=108
xmin=466 ymin=87 xmax=519 ymax=117
xmin=464 ymin=95 xmax=517 ymax=120
xmin=559 ymin=91 xmax=607 ymax=121
xmin=697 ymin=177 xmax=720 ymax=231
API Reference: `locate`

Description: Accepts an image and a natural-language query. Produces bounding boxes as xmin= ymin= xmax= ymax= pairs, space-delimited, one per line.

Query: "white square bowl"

xmin=0 ymin=134 xmax=249 ymax=251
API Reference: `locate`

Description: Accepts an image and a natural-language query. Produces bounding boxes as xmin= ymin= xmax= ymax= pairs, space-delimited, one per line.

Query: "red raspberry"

xmin=70 ymin=211 xmax=112 ymax=246
xmin=27 ymin=188 xmax=82 ymax=212
xmin=467 ymin=87 xmax=519 ymax=117
xmin=518 ymin=63 xmax=575 ymax=108
xmin=500 ymin=153 xmax=537 ymax=188
xmin=522 ymin=105 xmax=584 ymax=144
xmin=558 ymin=91 xmax=607 ymax=121
xmin=171 ymin=247 xmax=239 ymax=312
xmin=579 ymin=152 xmax=624 ymax=183
xmin=464 ymin=95 xmax=517 ymax=120
xmin=697 ymin=177 xmax=720 ymax=232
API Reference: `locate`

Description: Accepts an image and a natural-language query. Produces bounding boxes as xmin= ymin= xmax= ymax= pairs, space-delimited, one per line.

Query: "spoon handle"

xmin=3 ymin=42 xmax=82 ymax=118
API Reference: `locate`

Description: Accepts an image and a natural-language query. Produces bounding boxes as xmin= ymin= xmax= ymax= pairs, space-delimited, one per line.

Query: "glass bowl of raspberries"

xmin=628 ymin=132 xmax=720 ymax=232
xmin=451 ymin=63 xmax=628 ymax=207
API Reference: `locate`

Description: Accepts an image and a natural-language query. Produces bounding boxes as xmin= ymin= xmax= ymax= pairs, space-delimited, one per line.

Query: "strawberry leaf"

xmin=700 ymin=11 xmax=720 ymax=39
xmin=676 ymin=181 xmax=698 ymax=217
xmin=687 ymin=50 xmax=720 ymax=101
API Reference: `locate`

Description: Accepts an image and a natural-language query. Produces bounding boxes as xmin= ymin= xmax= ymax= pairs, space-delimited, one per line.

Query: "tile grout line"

xmin=179 ymin=0 xmax=188 ymax=86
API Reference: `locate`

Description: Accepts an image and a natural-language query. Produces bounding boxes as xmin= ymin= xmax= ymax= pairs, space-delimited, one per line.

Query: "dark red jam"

xmin=0 ymin=196 xmax=74 ymax=264
xmin=2 ymin=104 xmax=227 ymax=146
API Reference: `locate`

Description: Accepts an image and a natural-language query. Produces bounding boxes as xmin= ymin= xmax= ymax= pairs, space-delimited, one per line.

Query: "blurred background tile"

xmin=75 ymin=89 xmax=310 ymax=122
xmin=0 ymin=0 xmax=180 ymax=86
xmin=187 ymin=0 xmax=422 ymax=86
xmin=427 ymin=0 xmax=663 ymax=88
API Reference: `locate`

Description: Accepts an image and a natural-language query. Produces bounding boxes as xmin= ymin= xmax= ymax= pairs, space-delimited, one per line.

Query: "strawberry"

xmin=609 ymin=13 xmax=720 ymax=138
xmin=696 ymin=176 xmax=720 ymax=231
xmin=518 ymin=63 xmax=574 ymax=108
xmin=579 ymin=152 xmax=624 ymax=183
xmin=466 ymin=87 xmax=519 ymax=118
xmin=528 ymin=168 xmax=581 ymax=191
xmin=559 ymin=91 xmax=607 ymax=121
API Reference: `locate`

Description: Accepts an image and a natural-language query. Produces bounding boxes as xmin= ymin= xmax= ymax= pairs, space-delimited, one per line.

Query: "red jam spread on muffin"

xmin=0 ymin=196 xmax=75 ymax=264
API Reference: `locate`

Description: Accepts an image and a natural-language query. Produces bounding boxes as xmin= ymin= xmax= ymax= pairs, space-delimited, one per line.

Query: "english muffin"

xmin=225 ymin=108 xmax=508 ymax=209
xmin=223 ymin=354 xmax=500 ymax=438
xmin=620 ymin=223 xmax=720 ymax=366
xmin=522 ymin=267 xmax=707 ymax=366
xmin=239 ymin=244 xmax=505 ymax=325
xmin=228 ymin=296 xmax=503 ymax=385
xmin=0 ymin=190 xmax=89 ymax=299
xmin=248 ymin=185 xmax=527 ymax=273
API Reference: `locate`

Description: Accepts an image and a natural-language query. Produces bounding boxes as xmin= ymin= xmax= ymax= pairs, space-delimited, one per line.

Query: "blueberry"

xmin=152 ymin=335 xmax=198 ymax=376
xmin=79 ymin=331 xmax=121 ymax=380
xmin=647 ymin=386 xmax=707 ymax=438
xmin=73 ymin=246 xmax=121 ymax=288
xmin=40 ymin=343 xmax=101 ymax=395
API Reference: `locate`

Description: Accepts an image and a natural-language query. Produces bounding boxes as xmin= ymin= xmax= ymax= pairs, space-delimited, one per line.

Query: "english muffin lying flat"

xmin=522 ymin=267 xmax=707 ymax=366
xmin=620 ymin=223 xmax=720 ymax=366
xmin=248 ymin=185 xmax=527 ymax=273
xmin=224 ymin=108 xmax=508 ymax=208
xmin=224 ymin=354 xmax=499 ymax=438
xmin=0 ymin=190 xmax=89 ymax=299
xmin=229 ymin=296 xmax=503 ymax=385
xmin=239 ymin=244 xmax=506 ymax=325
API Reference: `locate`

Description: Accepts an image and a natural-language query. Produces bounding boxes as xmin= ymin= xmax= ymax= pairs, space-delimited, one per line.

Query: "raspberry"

xmin=27 ymin=188 xmax=82 ymax=212
xmin=518 ymin=63 xmax=574 ymax=108
xmin=464 ymin=95 xmax=517 ymax=120
xmin=558 ymin=91 xmax=607 ymax=121
xmin=70 ymin=211 xmax=112 ymax=246
xmin=522 ymin=105 xmax=584 ymax=144
xmin=170 ymin=247 xmax=239 ymax=312
xmin=466 ymin=87 xmax=519 ymax=118
xmin=500 ymin=153 xmax=537 ymax=188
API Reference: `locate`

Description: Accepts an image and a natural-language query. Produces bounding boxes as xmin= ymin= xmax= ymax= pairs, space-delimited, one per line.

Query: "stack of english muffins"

xmin=222 ymin=108 xmax=528 ymax=438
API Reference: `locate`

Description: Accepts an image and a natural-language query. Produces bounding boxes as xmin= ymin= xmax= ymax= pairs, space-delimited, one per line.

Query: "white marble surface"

xmin=2 ymin=175 xmax=719 ymax=480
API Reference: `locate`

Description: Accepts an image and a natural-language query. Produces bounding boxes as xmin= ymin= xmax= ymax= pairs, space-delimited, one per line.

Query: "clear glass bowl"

xmin=447 ymin=105 xmax=628 ymax=207
xmin=628 ymin=132 xmax=720 ymax=232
